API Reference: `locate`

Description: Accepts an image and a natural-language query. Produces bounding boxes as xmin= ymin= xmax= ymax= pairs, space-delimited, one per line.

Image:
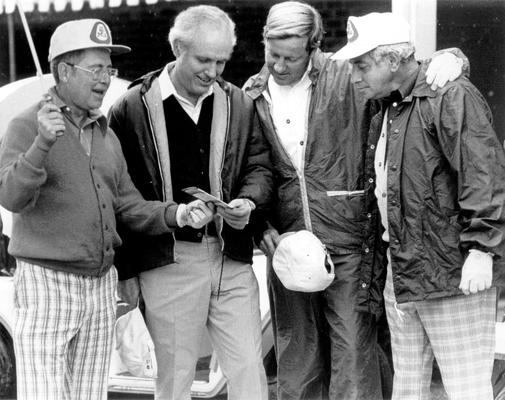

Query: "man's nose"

xmin=273 ymin=59 xmax=287 ymax=73
xmin=351 ymin=67 xmax=361 ymax=84
xmin=206 ymin=63 xmax=217 ymax=79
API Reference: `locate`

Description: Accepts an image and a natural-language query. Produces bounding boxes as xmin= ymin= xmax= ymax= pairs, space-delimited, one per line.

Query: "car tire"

xmin=0 ymin=327 xmax=15 ymax=399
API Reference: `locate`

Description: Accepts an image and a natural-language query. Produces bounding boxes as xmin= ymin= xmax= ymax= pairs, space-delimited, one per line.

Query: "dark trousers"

xmin=268 ymin=252 xmax=383 ymax=400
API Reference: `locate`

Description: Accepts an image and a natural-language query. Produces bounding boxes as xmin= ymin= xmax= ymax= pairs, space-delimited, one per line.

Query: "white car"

xmin=0 ymin=75 xmax=275 ymax=398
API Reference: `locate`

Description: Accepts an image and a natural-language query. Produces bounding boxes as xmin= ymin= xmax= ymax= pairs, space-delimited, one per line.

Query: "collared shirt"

xmin=374 ymin=109 xmax=390 ymax=243
xmin=158 ymin=64 xmax=213 ymax=124
xmin=267 ymin=62 xmax=312 ymax=171
xmin=49 ymin=88 xmax=107 ymax=156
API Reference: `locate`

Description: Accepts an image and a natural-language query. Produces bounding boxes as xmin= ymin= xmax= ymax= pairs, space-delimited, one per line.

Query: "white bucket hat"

xmin=272 ymin=230 xmax=335 ymax=292
xmin=48 ymin=19 xmax=131 ymax=61
xmin=332 ymin=12 xmax=411 ymax=60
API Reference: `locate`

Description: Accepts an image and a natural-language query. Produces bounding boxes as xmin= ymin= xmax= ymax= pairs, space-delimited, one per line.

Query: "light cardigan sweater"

xmin=0 ymin=87 xmax=178 ymax=276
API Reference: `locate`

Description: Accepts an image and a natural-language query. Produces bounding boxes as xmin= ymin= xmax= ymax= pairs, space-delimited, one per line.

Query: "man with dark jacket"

xmin=334 ymin=12 xmax=505 ymax=400
xmin=108 ymin=5 xmax=272 ymax=400
xmin=243 ymin=2 xmax=466 ymax=400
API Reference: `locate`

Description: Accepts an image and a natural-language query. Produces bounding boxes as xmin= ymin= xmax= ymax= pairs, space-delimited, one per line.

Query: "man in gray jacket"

xmin=0 ymin=19 xmax=209 ymax=400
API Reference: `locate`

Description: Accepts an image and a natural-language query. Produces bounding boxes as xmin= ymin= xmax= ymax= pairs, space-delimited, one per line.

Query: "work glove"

xmin=425 ymin=52 xmax=464 ymax=91
xmin=459 ymin=249 xmax=493 ymax=295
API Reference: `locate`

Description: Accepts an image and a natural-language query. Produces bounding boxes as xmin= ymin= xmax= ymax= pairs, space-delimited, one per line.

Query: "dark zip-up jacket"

xmin=109 ymin=65 xmax=273 ymax=280
xmin=369 ymin=67 xmax=505 ymax=303
xmin=244 ymin=50 xmax=386 ymax=315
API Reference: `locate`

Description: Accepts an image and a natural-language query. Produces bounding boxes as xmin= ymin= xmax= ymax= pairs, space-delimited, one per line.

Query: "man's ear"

xmin=58 ymin=62 xmax=70 ymax=83
xmin=172 ymin=40 xmax=185 ymax=58
xmin=387 ymin=53 xmax=402 ymax=72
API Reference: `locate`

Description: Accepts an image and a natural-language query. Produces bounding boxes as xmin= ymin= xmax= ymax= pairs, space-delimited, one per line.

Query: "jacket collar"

xmin=379 ymin=62 xmax=437 ymax=109
xmin=244 ymin=48 xmax=326 ymax=100
xmin=402 ymin=63 xmax=438 ymax=102
xmin=48 ymin=86 xmax=108 ymax=136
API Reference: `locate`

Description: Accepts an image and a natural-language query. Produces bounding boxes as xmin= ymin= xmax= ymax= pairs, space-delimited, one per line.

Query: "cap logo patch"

xmin=347 ymin=20 xmax=358 ymax=42
xmin=90 ymin=22 xmax=110 ymax=44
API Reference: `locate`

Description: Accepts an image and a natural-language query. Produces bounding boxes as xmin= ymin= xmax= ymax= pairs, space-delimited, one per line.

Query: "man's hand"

xmin=259 ymin=228 xmax=281 ymax=258
xmin=118 ymin=277 xmax=140 ymax=307
xmin=426 ymin=52 xmax=464 ymax=90
xmin=217 ymin=198 xmax=253 ymax=230
xmin=37 ymin=101 xmax=66 ymax=147
xmin=180 ymin=200 xmax=215 ymax=229
xmin=459 ymin=249 xmax=493 ymax=295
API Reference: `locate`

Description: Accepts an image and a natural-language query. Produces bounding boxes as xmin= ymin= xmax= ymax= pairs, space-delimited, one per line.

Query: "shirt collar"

xmin=158 ymin=64 xmax=214 ymax=106
xmin=245 ymin=49 xmax=324 ymax=100
xmin=48 ymin=86 xmax=107 ymax=136
xmin=267 ymin=60 xmax=313 ymax=93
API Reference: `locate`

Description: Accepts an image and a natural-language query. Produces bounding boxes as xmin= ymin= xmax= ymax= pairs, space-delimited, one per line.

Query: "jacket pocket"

xmin=326 ymin=190 xmax=365 ymax=197
xmin=420 ymin=202 xmax=463 ymax=289
xmin=312 ymin=190 xmax=367 ymax=254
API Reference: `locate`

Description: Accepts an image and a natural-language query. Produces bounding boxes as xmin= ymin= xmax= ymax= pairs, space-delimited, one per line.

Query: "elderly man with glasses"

xmin=0 ymin=19 xmax=208 ymax=400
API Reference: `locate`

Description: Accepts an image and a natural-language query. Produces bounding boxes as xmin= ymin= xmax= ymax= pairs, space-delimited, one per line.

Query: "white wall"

xmin=392 ymin=0 xmax=437 ymax=59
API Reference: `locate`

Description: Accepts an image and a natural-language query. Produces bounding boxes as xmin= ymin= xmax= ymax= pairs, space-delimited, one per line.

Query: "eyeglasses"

xmin=64 ymin=63 xmax=118 ymax=81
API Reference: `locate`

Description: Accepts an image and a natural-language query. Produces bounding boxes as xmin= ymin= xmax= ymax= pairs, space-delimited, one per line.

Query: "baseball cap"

xmin=332 ymin=12 xmax=411 ymax=60
xmin=272 ymin=230 xmax=335 ymax=292
xmin=48 ymin=19 xmax=131 ymax=61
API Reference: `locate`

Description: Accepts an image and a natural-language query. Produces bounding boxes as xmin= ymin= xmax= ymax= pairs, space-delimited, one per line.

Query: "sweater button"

xmin=102 ymin=204 xmax=106 ymax=209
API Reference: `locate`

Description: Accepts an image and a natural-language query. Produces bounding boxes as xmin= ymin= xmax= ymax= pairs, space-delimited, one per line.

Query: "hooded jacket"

xmin=109 ymin=64 xmax=273 ymax=280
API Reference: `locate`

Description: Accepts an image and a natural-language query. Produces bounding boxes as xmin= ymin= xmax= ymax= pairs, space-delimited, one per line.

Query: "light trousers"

xmin=140 ymin=237 xmax=268 ymax=400
xmin=14 ymin=261 xmax=117 ymax=400
xmin=385 ymin=262 xmax=496 ymax=400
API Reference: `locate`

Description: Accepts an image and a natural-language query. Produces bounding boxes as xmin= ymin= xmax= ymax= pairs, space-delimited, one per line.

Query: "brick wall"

xmin=0 ymin=0 xmax=390 ymax=87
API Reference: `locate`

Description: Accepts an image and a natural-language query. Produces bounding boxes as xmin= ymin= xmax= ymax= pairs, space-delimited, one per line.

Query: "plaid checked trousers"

xmin=13 ymin=261 xmax=117 ymax=400
xmin=384 ymin=262 xmax=496 ymax=400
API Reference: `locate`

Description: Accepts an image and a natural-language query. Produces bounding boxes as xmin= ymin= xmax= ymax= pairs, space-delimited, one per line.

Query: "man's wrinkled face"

xmin=64 ymin=48 xmax=112 ymax=112
xmin=350 ymin=52 xmax=394 ymax=99
xmin=172 ymin=25 xmax=233 ymax=103
xmin=265 ymin=37 xmax=311 ymax=87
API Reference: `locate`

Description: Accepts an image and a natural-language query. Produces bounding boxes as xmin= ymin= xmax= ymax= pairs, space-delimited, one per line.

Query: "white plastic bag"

xmin=115 ymin=307 xmax=157 ymax=378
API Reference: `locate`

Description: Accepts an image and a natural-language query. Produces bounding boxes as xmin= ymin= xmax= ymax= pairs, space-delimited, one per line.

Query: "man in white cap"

xmin=334 ymin=12 xmax=505 ymax=400
xmin=0 ymin=19 xmax=212 ymax=400
xmin=243 ymin=2 xmax=468 ymax=400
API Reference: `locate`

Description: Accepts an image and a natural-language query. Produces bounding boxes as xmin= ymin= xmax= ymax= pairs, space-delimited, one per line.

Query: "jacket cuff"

xmin=24 ymin=136 xmax=52 ymax=168
xmin=164 ymin=204 xmax=179 ymax=228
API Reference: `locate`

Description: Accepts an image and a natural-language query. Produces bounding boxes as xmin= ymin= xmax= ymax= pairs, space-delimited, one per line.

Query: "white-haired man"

xmin=334 ymin=11 xmax=505 ymax=400
xmin=243 ymin=2 xmax=467 ymax=399
xmin=109 ymin=5 xmax=272 ymax=400
xmin=0 ymin=19 xmax=210 ymax=400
